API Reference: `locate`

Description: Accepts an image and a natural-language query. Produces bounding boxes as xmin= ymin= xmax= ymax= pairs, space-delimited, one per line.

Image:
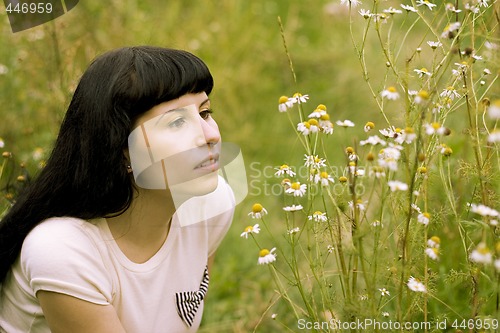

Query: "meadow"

xmin=1 ymin=0 xmax=499 ymax=332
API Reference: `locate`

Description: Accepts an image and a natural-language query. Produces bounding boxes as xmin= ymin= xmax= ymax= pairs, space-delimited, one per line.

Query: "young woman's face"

xmin=128 ymin=92 xmax=221 ymax=199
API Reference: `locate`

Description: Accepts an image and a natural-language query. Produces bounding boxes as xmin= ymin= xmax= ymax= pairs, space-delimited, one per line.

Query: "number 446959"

xmin=452 ymin=318 xmax=499 ymax=330
xmin=5 ymin=2 xmax=54 ymax=14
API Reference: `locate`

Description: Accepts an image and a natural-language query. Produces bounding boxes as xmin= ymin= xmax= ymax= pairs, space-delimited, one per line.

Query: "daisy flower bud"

xmin=339 ymin=176 xmax=348 ymax=183
xmin=364 ymin=121 xmax=375 ymax=132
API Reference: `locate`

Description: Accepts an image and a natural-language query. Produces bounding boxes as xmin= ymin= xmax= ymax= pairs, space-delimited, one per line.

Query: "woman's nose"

xmin=196 ymin=118 xmax=220 ymax=147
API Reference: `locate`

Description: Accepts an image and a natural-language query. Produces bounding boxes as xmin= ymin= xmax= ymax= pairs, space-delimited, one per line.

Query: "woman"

xmin=0 ymin=46 xmax=234 ymax=332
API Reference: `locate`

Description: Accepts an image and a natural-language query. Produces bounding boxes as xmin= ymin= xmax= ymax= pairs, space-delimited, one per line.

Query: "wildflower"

xmin=381 ymin=86 xmax=400 ymax=100
xmin=340 ymin=0 xmax=362 ymax=7
xmin=379 ymin=288 xmax=390 ymax=296
xmin=373 ymin=13 xmax=389 ymax=23
xmin=469 ymin=243 xmax=492 ymax=264
xmin=407 ymin=277 xmax=427 ymax=292
xmin=319 ymin=171 xmax=335 ymax=186
xmin=477 ymin=0 xmax=489 ymax=7
xmin=445 ymin=3 xmax=462 ymax=12
xmin=308 ymin=211 xmax=328 ymax=222
xmin=358 ymin=8 xmax=373 ymax=18
xmin=424 ymin=122 xmax=447 ymax=135
xmin=396 ymin=127 xmax=416 ymax=144
xmin=308 ymin=107 xmax=327 ymax=118
xmin=304 ymin=155 xmax=327 ymax=168
xmin=289 ymin=93 xmax=309 ymax=105
xmin=258 ymin=248 xmax=277 ymax=265
xmin=363 ymin=121 xmax=375 ymax=133
xmin=487 ymin=99 xmax=500 ymax=120
xmin=416 ymin=0 xmax=437 ymax=10
xmin=372 ymin=220 xmax=383 ymax=227
xmin=271 ymin=314 xmax=278 ymax=320
xmin=327 ymin=245 xmax=334 ymax=253
xmin=379 ymin=126 xmax=398 ymax=138
xmin=382 ymin=312 xmax=390 ymax=317
xmin=275 ymin=164 xmax=296 ymax=177
xmin=361 ymin=136 xmax=386 ymax=146
xmin=427 ymin=41 xmax=442 ymax=49
xmin=484 ymin=68 xmax=492 ymax=75
xmin=319 ymin=114 xmax=334 ymax=134
xmin=388 ymin=180 xmax=408 ymax=191
xmin=339 ymin=176 xmax=348 ymax=183
xmin=400 ymin=4 xmax=418 ymax=12
xmin=278 ymin=95 xmax=293 ymax=112
xmin=468 ymin=203 xmax=499 ymax=217
xmin=418 ymin=212 xmax=431 ymax=225
xmin=349 ymin=199 xmax=366 ymax=211
xmin=240 ymin=224 xmax=260 ymax=238
xmin=307 ymin=119 xmax=320 ymax=133
xmin=369 ymin=166 xmax=386 ymax=178
xmin=425 ymin=247 xmax=439 ymax=260
xmin=336 ymin=120 xmax=355 ymax=127
xmin=414 ymin=68 xmax=432 ymax=78
xmin=414 ymin=90 xmax=430 ymax=104
xmin=297 ymin=121 xmax=311 ymax=135
xmin=288 ymin=227 xmax=300 ymax=235
xmin=248 ymin=203 xmax=268 ymax=219
xmin=428 ymin=236 xmax=441 ymax=248
xmin=441 ymin=22 xmax=461 ymax=39
xmin=378 ymin=146 xmax=402 ymax=169
xmin=286 ymin=182 xmax=307 ymax=197
xmin=495 ymin=259 xmax=500 ymax=273
xmin=355 ymin=168 xmax=365 ymax=177
xmin=0 ymin=137 xmax=4 ymax=148
xmin=487 ymin=131 xmax=500 ymax=143
xmin=283 ymin=204 xmax=303 ymax=212
xmin=383 ymin=7 xmax=402 ymax=14
xmin=0 ymin=64 xmax=8 ymax=75
xmin=490 ymin=219 xmax=498 ymax=226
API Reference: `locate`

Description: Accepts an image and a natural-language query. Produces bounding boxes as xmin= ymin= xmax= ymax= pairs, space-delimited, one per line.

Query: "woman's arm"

xmin=38 ymin=291 xmax=126 ymax=333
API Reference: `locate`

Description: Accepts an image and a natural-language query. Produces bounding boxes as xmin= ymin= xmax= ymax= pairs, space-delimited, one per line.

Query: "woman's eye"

xmin=168 ymin=117 xmax=186 ymax=128
xmin=199 ymin=109 xmax=213 ymax=120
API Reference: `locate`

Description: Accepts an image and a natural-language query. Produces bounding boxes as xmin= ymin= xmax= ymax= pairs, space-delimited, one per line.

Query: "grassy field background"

xmin=1 ymin=0 xmax=499 ymax=332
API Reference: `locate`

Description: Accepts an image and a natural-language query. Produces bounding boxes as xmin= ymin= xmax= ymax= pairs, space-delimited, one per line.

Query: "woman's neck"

xmin=106 ymin=188 xmax=176 ymax=263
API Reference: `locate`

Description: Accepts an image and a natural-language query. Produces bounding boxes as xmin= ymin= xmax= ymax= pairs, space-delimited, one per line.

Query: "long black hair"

xmin=0 ymin=46 xmax=214 ymax=283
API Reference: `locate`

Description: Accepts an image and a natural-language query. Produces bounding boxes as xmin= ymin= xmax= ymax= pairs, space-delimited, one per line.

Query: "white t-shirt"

xmin=0 ymin=179 xmax=234 ymax=333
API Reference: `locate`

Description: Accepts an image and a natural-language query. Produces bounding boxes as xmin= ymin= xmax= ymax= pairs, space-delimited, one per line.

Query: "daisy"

xmin=364 ymin=121 xmax=375 ymax=132
xmin=414 ymin=90 xmax=430 ymax=104
xmin=427 ymin=236 xmax=441 ymax=248
xmin=289 ymin=93 xmax=309 ymax=105
xmin=388 ymin=180 xmax=408 ymax=191
xmin=396 ymin=127 xmax=416 ymax=144
xmin=349 ymin=199 xmax=366 ymax=211
xmin=379 ymin=126 xmax=398 ymax=138
xmin=424 ymin=122 xmax=447 ymax=135
xmin=418 ymin=212 xmax=431 ymax=225
xmin=441 ymin=22 xmax=461 ymax=39
xmin=278 ymin=95 xmax=293 ymax=112
xmin=445 ymin=3 xmax=462 ymax=12
xmin=400 ymin=4 xmax=417 ymax=12
xmin=307 ymin=119 xmax=320 ymax=133
xmin=0 ymin=64 xmax=8 ymax=75
xmin=487 ymin=131 xmax=500 ymax=143
xmin=381 ymin=86 xmax=400 ymax=100
xmin=240 ymin=224 xmax=260 ymax=238
xmin=439 ymin=144 xmax=453 ymax=156
xmin=416 ymin=0 xmax=437 ymax=10
xmin=379 ymin=288 xmax=390 ymax=296
xmin=407 ymin=276 xmax=427 ymax=292
xmin=336 ymin=120 xmax=355 ymax=127
xmin=304 ymin=155 xmax=327 ymax=168
xmin=469 ymin=243 xmax=492 ymax=264
xmin=383 ymin=7 xmax=402 ymax=14
xmin=0 ymin=137 xmax=4 ymax=148
xmin=414 ymin=67 xmax=432 ymax=78
xmin=487 ymin=99 xmax=500 ymax=120
xmin=327 ymin=245 xmax=334 ymax=253
xmin=286 ymin=182 xmax=307 ymax=197
xmin=248 ymin=203 xmax=268 ymax=219
xmin=361 ymin=136 xmax=386 ymax=146
xmin=340 ymin=0 xmax=362 ymax=7
xmin=287 ymin=227 xmax=300 ymax=235
xmin=425 ymin=247 xmax=439 ymax=260
xmin=283 ymin=204 xmax=303 ymax=212
xmin=369 ymin=166 xmax=386 ymax=178
xmin=427 ymin=41 xmax=442 ymax=49
xmin=258 ymin=248 xmax=277 ymax=265
xmin=308 ymin=211 xmax=328 ymax=222
xmin=319 ymin=171 xmax=335 ymax=186
xmin=308 ymin=108 xmax=327 ymax=118
xmin=468 ymin=203 xmax=499 ymax=217
xmin=358 ymin=8 xmax=373 ymax=18
xmin=297 ymin=121 xmax=311 ymax=135
xmin=275 ymin=164 xmax=296 ymax=177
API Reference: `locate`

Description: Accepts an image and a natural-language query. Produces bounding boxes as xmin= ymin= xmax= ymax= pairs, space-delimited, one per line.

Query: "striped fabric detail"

xmin=175 ymin=266 xmax=210 ymax=327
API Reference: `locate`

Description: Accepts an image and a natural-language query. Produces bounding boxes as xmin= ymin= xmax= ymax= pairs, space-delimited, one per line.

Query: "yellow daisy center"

xmin=291 ymin=182 xmax=301 ymax=190
xmin=259 ymin=249 xmax=270 ymax=257
xmin=387 ymin=86 xmax=397 ymax=93
xmin=432 ymin=122 xmax=441 ymax=129
xmin=320 ymin=113 xmax=330 ymax=121
xmin=280 ymin=164 xmax=289 ymax=170
xmin=279 ymin=96 xmax=289 ymax=104
xmin=308 ymin=119 xmax=319 ymax=126
xmin=317 ymin=104 xmax=327 ymax=111
xmin=320 ymin=171 xmax=329 ymax=179
xmin=430 ymin=236 xmax=441 ymax=244
xmin=418 ymin=90 xmax=429 ymax=99
xmin=339 ymin=176 xmax=348 ymax=183
xmin=405 ymin=127 xmax=414 ymax=133
xmin=252 ymin=203 xmax=263 ymax=213
xmin=365 ymin=121 xmax=375 ymax=129
xmin=346 ymin=146 xmax=354 ymax=154
xmin=244 ymin=226 xmax=253 ymax=233
xmin=423 ymin=212 xmax=431 ymax=219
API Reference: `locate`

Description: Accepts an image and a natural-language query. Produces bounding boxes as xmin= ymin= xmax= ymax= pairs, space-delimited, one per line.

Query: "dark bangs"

xmin=111 ymin=46 xmax=214 ymax=120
